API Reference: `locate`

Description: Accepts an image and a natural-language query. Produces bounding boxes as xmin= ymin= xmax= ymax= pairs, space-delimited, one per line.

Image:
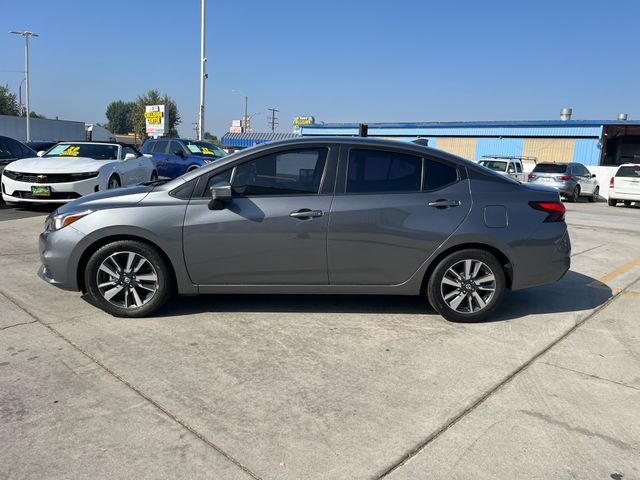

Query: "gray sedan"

xmin=38 ymin=137 xmax=571 ymax=322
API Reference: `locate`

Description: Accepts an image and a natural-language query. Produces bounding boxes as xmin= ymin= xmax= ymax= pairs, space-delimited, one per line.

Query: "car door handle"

xmin=428 ymin=199 xmax=461 ymax=209
xmin=290 ymin=209 xmax=323 ymax=219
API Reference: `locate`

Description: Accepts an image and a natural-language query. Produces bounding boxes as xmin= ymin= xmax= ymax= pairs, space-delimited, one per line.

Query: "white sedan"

xmin=1 ymin=142 xmax=157 ymax=204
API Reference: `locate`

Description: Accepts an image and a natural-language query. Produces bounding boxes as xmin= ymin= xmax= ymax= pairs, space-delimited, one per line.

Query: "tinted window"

xmin=577 ymin=165 xmax=590 ymax=176
xmin=152 ymin=141 xmax=169 ymax=153
xmin=233 ymin=148 xmax=327 ymax=196
xmin=616 ymin=166 xmax=640 ymax=178
xmin=204 ymin=168 xmax=233 ymax=192
xmin=423 ymin=158 xmax=459 ymax=191
xmin=169 ymin=141 xmax=184 ymax=156
xmin=347 ymin=149 xmax=421 ymax=193
xmin=533 ymin=163 xmax=567 ymax=174
xmin=141 ymin=141 xmax=155 ymax=153
xmin=182 ymin=140 xmax=227 ymax=158
xmin=0 ymin=137 xmax=25 ymax=159
xmin=515 ymin=162 xmax=522 ymax=173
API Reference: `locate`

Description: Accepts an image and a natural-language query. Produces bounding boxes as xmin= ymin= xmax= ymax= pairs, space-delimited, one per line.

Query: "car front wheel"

xmin=84 ymin=240 xmax=173 ymax=317
xmin=427 ymin=249 xmax=506 ymax=323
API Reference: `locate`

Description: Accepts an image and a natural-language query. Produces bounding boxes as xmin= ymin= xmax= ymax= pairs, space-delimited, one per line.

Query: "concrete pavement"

xmin=1 ymin=201 xmax=639 ymax=479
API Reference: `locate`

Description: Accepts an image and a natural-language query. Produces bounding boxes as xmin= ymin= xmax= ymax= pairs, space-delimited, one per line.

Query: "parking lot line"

xmin=598 ymin=256 xmax=640 ymax=284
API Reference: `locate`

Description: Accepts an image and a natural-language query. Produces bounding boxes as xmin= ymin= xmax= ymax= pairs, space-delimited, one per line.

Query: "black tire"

xmin=588 ymin=186 xmax=599 ymax=203
xmin=427 ymin=249 xmax=506 ymax=323
xmin=107 ymin=175 xmax=121 ymax=189
xmin=608 ymin=198 xmax=617 ymax=207
xmin=150 ymin=171 xmax=158 ymax=181
xmin=568 ymin=185 xmax=580 ymax=202
xmin=624 ymin=200 xmax=632 ymax=207
xmin=84 ymin=240 xmax=173 ymax=318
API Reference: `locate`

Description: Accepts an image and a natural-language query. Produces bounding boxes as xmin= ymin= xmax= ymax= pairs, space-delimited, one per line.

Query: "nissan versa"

xmin=38 ymin=137 xmax=571 ymax=322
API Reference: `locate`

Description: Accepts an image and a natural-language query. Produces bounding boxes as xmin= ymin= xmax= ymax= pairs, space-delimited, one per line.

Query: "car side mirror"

xmin=507 ymin=168 xmax=515 ymax=174
xmin=124 ymin=153 xmax=137 ymax=161
xmin=175 ymin=150 xmax=185 ymax=157
xmin=37 ymin=150 xmax=45 ymax=157
xmin=208 ymin=181 xmax=232 ymax=210
xmin=591 ymin=173 xmax=597 ymax=178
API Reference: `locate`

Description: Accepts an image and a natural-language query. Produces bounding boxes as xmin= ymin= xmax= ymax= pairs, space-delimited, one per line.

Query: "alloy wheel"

xmin=96 ymin=251 xmax=158 ymax=309
xmin=440 ymin=259 xmax=496 ymax=314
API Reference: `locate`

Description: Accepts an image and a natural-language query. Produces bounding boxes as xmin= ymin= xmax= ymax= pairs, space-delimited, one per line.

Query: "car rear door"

xmin=151 ymin=140 xmax=170 ymax=177
xmin=327 ymin=147 xmax=472 ymax=285
xmin=182 ymin=145 xmax=336 ymax=286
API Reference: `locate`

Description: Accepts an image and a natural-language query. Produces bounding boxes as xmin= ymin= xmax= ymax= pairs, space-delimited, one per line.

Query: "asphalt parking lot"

xmin=1 ymin=200 xmax=639 ymax=479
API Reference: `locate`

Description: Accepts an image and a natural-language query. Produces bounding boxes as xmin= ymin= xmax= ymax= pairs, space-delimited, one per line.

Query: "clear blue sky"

xmin=2 ymin=0 xmax=639 ymax=137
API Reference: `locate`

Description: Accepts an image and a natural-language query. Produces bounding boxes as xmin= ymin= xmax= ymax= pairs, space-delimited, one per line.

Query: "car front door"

xmin=166 ymin=141 xmax=188 ymax=178
xmin=182 ymin=146 xmax=335 ymax=286
xmin=327 ymin=147 xmax=472 ymax=285
xmin=151 ymin=140 xmax=170 ymax=177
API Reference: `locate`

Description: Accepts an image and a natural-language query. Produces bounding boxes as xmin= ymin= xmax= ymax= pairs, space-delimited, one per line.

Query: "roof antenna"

xmin=412 ymin=138 xmax=429 ymax=146
xmin=358 ymin=123 xmax=368 ymax=137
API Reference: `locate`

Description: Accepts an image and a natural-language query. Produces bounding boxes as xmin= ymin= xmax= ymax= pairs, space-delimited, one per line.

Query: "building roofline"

xmin=302 ymin=120 xmax=640 ymax=129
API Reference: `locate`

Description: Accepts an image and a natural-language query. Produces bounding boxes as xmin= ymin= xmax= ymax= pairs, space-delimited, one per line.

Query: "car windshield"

xmin=182 ymin=140 xmax=226 ymax=157
xmin=616 ymin=166 xmax=640 ymax=178
xmin=43 ymin=143 xmax=119 ymax=160
xmin=533 ymin=163 xmax=567 ymax=174
xmin=479 ymin=160 xmax=508 ymax=172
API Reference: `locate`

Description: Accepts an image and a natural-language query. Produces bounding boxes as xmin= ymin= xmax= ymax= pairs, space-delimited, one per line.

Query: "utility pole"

xmin=243 ymin=96 xmax=249 ymax=133
xmin=9 ymin=30 xmax=38 ymax=141
xmin=197 ymin=0 xmax=206 ymax=140
xmin=268 ymin=108 xmax=279 ymax=132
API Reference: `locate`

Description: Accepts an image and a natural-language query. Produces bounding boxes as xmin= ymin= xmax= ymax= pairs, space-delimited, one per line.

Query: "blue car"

xmin=140 ymin=138 xmax=227 ymax=178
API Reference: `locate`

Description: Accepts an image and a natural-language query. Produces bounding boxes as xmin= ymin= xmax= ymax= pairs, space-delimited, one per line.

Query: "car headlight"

xmin=69 ymin=172 xmax=100 ymax=180
xmin=2 ymin=170 xmax=20 ymax=180
xmin=45 ymin=209 xmax=93 ymax=231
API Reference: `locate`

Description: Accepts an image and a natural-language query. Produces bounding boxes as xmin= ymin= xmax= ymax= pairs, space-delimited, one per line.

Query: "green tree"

xmin=0 ymin=84 xmax=21 ymax=116
xmin=131 ymin=89 xmax=181 ymax=139
xmin=105 ymin=100 xmax=135 ymax=134
xmin=203 ymin=132 xmax=222 ymax=146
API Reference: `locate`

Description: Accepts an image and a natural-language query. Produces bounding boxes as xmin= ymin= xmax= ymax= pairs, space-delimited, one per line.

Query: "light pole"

xmin=9 ymin=30 xmax=38 ymax=141
xmin=197 ymin=0 xmax=207 ymax=140
xmin=18 ymin=77 xmax=26 ymax=116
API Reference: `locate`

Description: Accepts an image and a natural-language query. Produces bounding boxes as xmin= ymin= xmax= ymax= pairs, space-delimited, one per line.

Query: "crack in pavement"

xmin=375 ymin=281 xmax=636 ymax=479
xmin=0 ymin=319 xmax=38 ymax=331
xmin=540 ymin=361 xmax=640 ymax=392
xmin=0 ymin=287 xmax=263 ymax=480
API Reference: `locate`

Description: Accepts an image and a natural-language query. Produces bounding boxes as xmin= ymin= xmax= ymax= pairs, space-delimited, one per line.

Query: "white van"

xmin=477 ymin=156 xmax=528 ymax=183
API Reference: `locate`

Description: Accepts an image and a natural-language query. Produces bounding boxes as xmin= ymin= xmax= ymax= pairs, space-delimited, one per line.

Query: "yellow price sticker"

xmin=201 ymin=147 xmax=214 ymax=155
xmin=60 ymin=146 xmax=80 ymax=156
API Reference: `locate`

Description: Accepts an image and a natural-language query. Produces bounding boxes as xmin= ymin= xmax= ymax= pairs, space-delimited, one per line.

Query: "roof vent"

xmin=618 ymin=113 xmax=628 ymax=121
xmin=560 ymin=108 xmax=572 ymax=121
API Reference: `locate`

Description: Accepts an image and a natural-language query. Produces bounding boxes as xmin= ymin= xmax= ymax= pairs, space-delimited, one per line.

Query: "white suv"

xmin=608 ymin=163 xmax=640 ymax=206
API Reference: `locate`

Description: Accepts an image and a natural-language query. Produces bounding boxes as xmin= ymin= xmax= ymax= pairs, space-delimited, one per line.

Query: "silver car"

xmin=38 ymin=137 xmax=571 ymax=322
xmin=527 ymin=162 xmax=599 ymax=202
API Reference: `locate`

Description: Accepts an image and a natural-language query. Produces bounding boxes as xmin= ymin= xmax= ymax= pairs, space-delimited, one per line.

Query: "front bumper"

xmin=2 ymin=174 xmax=102 ymax=203
xmin=39 ymin=225 xmax=88 ymax=291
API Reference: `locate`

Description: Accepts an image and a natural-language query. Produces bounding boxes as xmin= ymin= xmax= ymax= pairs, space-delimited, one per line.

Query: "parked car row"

xmin=0 ymin=136 xmax=227 ymax=205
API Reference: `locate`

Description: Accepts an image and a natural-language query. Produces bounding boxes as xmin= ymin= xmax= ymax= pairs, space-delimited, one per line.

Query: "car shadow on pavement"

xmin=154 ymin=270 xmax=612 ymax=321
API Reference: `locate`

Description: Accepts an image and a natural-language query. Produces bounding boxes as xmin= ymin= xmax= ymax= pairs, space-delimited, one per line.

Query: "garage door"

xmin=436 ymin=137 xmax=476 ymax=160
xmin=521 ymin=139 xmax=575 ymax=164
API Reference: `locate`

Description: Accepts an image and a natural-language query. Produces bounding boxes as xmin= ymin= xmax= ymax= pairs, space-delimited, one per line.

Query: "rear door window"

xmin=423 ymin=158 xmax=459 ymax=191
xmin=152 ymin=140 xmax=169 ymax=153
xmin=347 ymin=149 xmax=422 ymax=193
xmin=515 ymin=162 xmax=522 ymax=173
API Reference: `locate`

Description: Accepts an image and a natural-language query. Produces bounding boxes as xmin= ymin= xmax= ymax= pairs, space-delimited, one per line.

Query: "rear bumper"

xmin=609 ymin=190 xmax=640 ymax=201
xmin=510 ymin=225 xmax=571 ymax=291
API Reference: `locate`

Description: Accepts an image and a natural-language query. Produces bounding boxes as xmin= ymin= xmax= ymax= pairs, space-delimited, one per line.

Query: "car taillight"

xmin=609 ymin=177 xmax=614 ymax=188
xmin=528 ymin=173 xmax=536 ymax=180
xmin=529 ymin=201 xmax=565 ymax=222
xmin=555 ymin=175 xmax=571 ymax=181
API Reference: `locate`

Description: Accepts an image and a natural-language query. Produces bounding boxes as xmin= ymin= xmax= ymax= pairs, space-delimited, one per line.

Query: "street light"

xmin=197 ymin=0 xmax=206 ymax=141
xmin=9 ymin=30 xmax=38 ymax=141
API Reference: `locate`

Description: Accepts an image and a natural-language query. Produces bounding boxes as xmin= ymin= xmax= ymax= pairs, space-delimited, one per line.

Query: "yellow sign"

xmin=201 ymin=146 xmax=214 ymax=155
xmin=60 ymin=146 xmax=80 ymax=156
xmin=144 ymin=110 xmax=164 ymax=124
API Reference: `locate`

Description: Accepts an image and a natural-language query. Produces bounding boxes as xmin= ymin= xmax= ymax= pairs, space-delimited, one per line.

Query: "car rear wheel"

xmin=588 ymin=186 xmax=599 ymax=203
xmin=427 ymin=249 xmax=506 ymax=323
xmin=624 ymin=200 xmax=632 ymax=206
xmin=84 ymin=240 xmax=173 ymax=318
xmin=107 ymin=175 xmax=121 ymax=189
xmin=568 ymin=185 xmax=580 ymax=202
